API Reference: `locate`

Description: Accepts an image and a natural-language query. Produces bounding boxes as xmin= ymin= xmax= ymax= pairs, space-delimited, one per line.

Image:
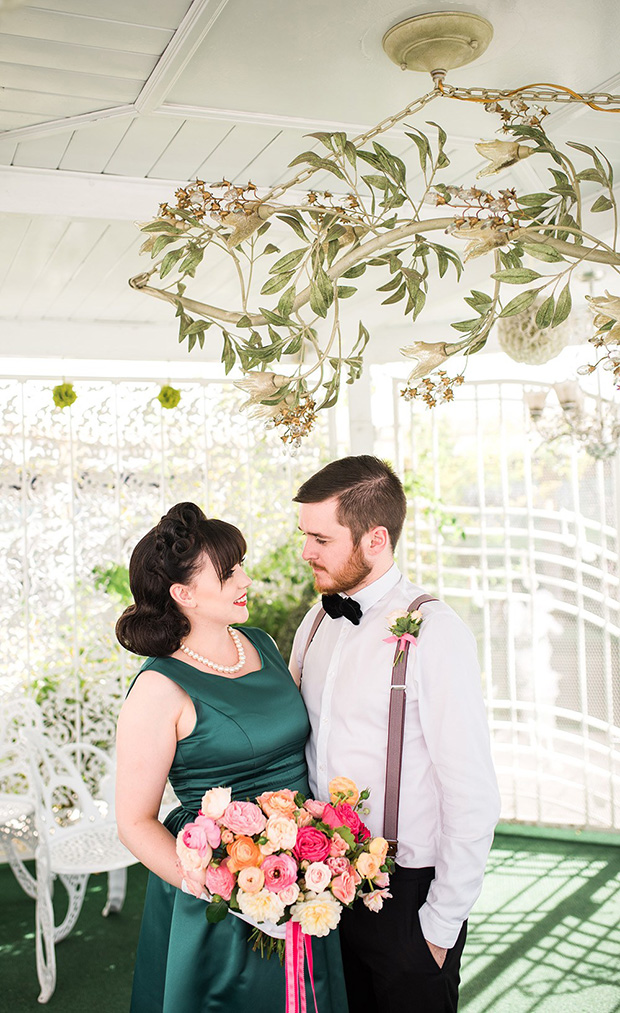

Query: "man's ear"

xmin=366 ymin=526 xmax=390 ymax=556
xmin=169 ymin=583 xmax=195 ymax=608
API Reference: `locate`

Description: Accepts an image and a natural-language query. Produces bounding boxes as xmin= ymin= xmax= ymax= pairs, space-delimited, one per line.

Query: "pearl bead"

xmin=179 ymin=626 xmax=245 ymax=674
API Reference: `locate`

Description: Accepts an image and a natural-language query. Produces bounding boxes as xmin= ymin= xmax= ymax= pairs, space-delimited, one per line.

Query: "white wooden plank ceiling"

xmin=0 ymin=0 xmax=619 ymax=360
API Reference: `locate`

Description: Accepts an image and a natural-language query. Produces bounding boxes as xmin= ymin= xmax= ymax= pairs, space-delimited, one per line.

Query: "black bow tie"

xmin=322 ymin=594 xmax=362 ymax=625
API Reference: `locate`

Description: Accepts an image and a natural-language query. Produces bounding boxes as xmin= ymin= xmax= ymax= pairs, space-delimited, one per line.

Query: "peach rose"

xmin=237 ymin=866 xmax=265 ymax=894
xmin=176 ymin=830 xmax=212 ymax=871
xmin=330 ymin=867 xmax=358 ymax=905
xmin=328 ymin=777 xmax=360 ymax=806
xmin=200 ymin=786 xmax=231 ymax=820
xmin=265 ymin=814 xmax=298 ymax=851
xmin=221 ymin=828 xmax=234 ymax=844
xmin=226 ymin=835 xmax=263 ymax=872
xmin=304 ymin=862 xmax=332 ymax=894
xmin=295 ymin=808 xmax=314 ymax=827
xmin=355 ymin=852 xmax=382 ymax=880
xmin=181 ymin=865 xmax=207 ymax=897
xmin=329 ymin=832 xmax=349 ymax=858
xmin=368 ymin=837 xmax=389 ymax=864
xmin=373 ymin=871 xmax=390 ymax=888
xmin=256 ymin=789 xmax=298 ymax=819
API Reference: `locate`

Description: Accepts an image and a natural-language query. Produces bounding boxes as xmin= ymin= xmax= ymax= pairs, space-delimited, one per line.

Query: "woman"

xmin=115 ymin=502 xmax=347 ymax=1012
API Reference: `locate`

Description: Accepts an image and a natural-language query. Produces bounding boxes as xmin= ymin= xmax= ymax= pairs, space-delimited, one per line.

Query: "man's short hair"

xmin=293 ymin=455 xmax=407 ymax=550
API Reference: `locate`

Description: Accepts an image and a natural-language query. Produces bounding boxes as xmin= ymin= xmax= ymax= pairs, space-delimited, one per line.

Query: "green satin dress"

xmin=128 ymin=627 xmax=348 ymax=1013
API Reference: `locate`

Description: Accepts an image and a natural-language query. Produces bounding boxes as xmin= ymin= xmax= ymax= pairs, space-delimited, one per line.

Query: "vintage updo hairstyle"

xmin=115 ymin=502 xmax=246 ymax=657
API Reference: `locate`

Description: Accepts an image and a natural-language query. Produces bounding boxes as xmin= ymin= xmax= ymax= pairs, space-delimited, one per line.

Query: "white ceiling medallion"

xmin=382 ymin=11 xmax=493 ymax=78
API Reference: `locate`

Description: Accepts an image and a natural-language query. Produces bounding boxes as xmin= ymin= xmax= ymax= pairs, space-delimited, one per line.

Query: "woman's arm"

xmin=115 ymin=670 xmax=191 ymax=889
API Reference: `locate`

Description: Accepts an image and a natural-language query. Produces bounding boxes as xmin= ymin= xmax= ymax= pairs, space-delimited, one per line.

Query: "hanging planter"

xmin=52 ymin=382 xmax=77 ymax=409
xmin=157 ymin=384 xmax=181 ymax=409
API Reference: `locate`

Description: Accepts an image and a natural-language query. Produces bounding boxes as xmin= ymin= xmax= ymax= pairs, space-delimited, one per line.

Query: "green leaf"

xmin=491 ymin=268 xmax=542 ymax=284
xmin=276 ymin=215 xmax=308 ymax=241
xmin=205 ymin=899 xmax=228 ymax=924
xmin=451 ymin=318 xmax=483 ymax=333
xmin=307 ymin=131 xmax=335 ymax=150
xmin=499 ymin=288 xmax=541 ymax=317
xmin=412 ymin=288 xmax=426 ymax=320
xmin=270 ymin=248 xmax=306 ymax=274
xmin=141 ymin=220 xmax=183 ymax=234
xmin=576 ymin=168 xmax=606 ymax=184
xmin=427 ymin=120 xmax=447 ymax=151
xmin=179 ymin=246 xmax=205 ymax=277
xmin=277 ymin=285 xmax=296 ymax=319
xmin=260 ymin=271 xmax=294 ymax=296
xmin=344 ymin=141 xmax=357 ymax=168
xmin=362 ymin=174 xmax=389 ymax=191
xmin=535 ymin=294 xmax=555 ymax=329
xmin=381 ymin=282 xmax=406 ymax=305
xmin=263 ymin=243 xmax=280 ymax=255
xmin=151 ymin=234 xmax=179 ymax=257
xmin=591 ymin=195 xmax=614 ymax=213
xmin=337 ymin=286 xmax=357 ymax=298
xmin=341 ymin=263 xmax=366 ymax=279
xmin=159 ymin=247 xmax=185 ymax=279
xmin=221 ymin=331 xmax=236 ymax=373
xmin=334 ymin=825 xmax=355 ymax=848
xmin=522 ymin=243 xmax=564 ymax=262
xmin=517 ymin=193 xmax=554 ymax=206
xmin=553 ymin=284 xmax=572 ymax=326
xmin=405 ymin=130 xmax=431 ymax=172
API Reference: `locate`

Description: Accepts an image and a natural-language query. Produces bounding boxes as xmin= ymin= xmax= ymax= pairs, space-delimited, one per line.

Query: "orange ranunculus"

xmin=226 ymin=835 xmax=263 ymax=872
xmin=256 ymin=789 xmax=298 ymax=819
xmin=328 ymin=777 xmax=360 ymax=806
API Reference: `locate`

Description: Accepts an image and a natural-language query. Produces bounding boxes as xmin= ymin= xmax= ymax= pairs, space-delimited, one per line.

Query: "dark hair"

xmin=293 ymin=455 xmax=406 ymax=550
xmin=115 ymin=502 xmax=246 ymax=657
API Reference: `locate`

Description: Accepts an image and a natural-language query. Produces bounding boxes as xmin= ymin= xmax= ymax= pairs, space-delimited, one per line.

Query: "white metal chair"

xmin=21 ymin=727 xmax=138 ymax=1004
xmin=0 ymin=696 xmax=43 ymax=897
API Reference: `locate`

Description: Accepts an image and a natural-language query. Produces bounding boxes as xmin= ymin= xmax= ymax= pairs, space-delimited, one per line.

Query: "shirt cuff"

xmin=418 ymin=901 xmax=463 ymax=949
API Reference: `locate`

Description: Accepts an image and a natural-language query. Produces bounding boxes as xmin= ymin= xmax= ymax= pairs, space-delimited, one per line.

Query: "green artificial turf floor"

xmin=1 ymin=832 xmax=619 ymax=1012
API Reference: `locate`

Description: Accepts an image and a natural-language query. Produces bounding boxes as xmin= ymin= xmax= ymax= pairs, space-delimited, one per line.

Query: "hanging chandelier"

xmin=129 ymin=11 xmax=620 ymax=444
xmin=525 ymin=381 xmax=620 ymax=459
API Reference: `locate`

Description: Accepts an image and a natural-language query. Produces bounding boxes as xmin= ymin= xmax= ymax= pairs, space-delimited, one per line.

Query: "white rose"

xmin=385 ymin=609 xmax=409 ymax=628
xmin=304 ymin=862 xmax=332 ymax=894
xmin=201 ymin=786 xmax=231 ymax=820
xmin=362 ymin=888 xmax=392 ymax=912
xmin=265 ymin=814 xmax=298 ymax=850
xmin=237 ymin=887 xmax=286 ymax=924
xmin=278 ymin=882 xmax=300 ymax=906
xmin=290 ymin=891 xmax=342 ymax=937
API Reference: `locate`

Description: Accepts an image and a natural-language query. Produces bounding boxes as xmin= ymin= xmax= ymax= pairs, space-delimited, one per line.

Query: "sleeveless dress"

xmin=128 ymin=626 xmax=348 ymax=1013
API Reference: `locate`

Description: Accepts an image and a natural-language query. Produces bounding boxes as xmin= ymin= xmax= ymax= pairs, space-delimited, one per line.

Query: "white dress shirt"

xmin=291 ymin=564 xmax=501 ymax=949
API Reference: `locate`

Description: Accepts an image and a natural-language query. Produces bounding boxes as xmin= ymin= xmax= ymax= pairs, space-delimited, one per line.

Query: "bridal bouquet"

xmin=176 ymin=777 xmax=393 ymax=945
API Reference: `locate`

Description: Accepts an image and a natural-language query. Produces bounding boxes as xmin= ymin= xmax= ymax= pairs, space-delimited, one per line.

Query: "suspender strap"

xmin=383 ymin=593 xmax=437 ymax=857
xmin=298 ymin=607 xmax=326 ymax=684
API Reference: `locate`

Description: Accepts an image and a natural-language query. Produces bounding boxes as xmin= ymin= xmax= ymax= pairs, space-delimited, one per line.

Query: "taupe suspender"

xmin=383 ymin=593 xmax=437 ymax=856
xmin=300 ymin=592 xmax=437 ymax=858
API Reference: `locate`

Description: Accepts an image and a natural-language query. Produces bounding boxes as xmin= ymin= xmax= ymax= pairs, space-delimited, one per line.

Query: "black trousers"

xmin=339 ymin=865 xmax=467 ymax=1013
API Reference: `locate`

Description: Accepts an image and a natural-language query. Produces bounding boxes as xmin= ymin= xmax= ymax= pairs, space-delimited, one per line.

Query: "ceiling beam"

xmin=0 ymin=164 xmax=181 ymax=219
xmin=0 ymin=104 xmax=136 ymax=144
xmin=135 ymin=0 xmax=233 ymax=114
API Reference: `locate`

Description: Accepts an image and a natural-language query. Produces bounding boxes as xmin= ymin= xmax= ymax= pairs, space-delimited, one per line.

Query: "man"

xmin=290 ymin=455 xmax=501 ymax=1013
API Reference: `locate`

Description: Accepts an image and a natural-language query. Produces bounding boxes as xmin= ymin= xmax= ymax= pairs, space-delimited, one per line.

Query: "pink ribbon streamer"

xmin=383 ymin=632 xmax=417 ymax=649
xmin=285 ymin=922 xmax=318 ymax=1013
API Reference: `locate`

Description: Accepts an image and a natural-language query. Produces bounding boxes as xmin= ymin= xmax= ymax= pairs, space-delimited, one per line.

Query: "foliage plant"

xmin=130 ymin=83 xmax=620 ymax=443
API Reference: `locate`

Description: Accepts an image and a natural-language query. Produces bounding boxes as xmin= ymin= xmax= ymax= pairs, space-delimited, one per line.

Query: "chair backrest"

xmin=20 ymin=728 xmax=117 ymax=843
xmin=0 ymin=697 xmax=43 ymax=792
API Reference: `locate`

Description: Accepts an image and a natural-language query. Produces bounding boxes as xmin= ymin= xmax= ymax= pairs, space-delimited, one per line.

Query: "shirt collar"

xmin=352 ymin=563 xmax=402 ymax=615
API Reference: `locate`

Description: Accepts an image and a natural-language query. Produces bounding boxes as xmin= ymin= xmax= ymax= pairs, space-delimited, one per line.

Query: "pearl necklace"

xmin=180 ymin=626 xmax=246 ymax=674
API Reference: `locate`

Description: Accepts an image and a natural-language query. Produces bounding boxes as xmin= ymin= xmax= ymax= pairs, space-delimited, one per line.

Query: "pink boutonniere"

xmin=383 ymin=608 xmax=424 ymax=663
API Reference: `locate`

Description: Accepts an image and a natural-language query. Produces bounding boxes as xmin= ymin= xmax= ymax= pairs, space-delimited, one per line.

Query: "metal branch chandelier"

xmin=129 ymin=12 xmax=620 ymax=444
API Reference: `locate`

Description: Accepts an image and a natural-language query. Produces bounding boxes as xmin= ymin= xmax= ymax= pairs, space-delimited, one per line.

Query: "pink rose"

xmin=330 ymin=868 xmax=358 ymax=905
xmin=261 ymin=853 xmax=298 ymax=893
xmin=221 ymin=828 xmax=234 ymax=844
xmin=221 ymin=801 xmax=267 ymax=835
xmin=326 ymin=856 xmax=351 ymax=876
xmin=181 ymin=822 xmax=213 ymax=860
xmin=322 ymin=803 xmax=370 ymax=843
xmin=303 ymin=799 xmax=327 ymax=819
xmin=194 ymin=814 xmax=222 ymax=848
xmin=329 ymin=832 xmax=349 ymax=858
xmin=278 ymin=882 xmax=300 ymax=906
xmin=204 ymin=861 xmax=235 ymax=901
xmin=305 ymin=862 xmax=332 ymax=893
xmin=293 ymin=827 xmax=331 ymax=863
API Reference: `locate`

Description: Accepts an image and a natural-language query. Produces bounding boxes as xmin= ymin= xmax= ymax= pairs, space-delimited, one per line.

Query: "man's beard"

xmin=311 ymin=543 xmax=372 ymax=594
